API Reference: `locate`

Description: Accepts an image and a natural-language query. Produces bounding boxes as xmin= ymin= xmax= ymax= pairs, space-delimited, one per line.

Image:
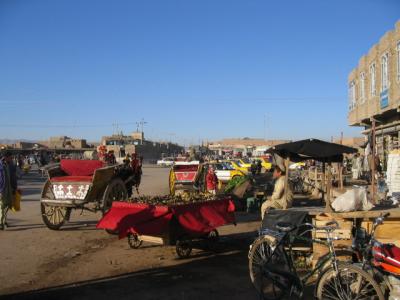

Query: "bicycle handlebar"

xmin=302 ymin=221 xmax=339 ymax=232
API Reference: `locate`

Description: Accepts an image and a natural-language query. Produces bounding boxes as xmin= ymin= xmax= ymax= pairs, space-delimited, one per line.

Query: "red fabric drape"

xmin=96 ymin=199 xmax=235 ymax=238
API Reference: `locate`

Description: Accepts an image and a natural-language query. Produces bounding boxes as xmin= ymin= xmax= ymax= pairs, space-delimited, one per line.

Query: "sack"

xmin=331 ymin=186 xmax=374 ymax=212
xmin=11 ymin=191 xmax=21 ymax=212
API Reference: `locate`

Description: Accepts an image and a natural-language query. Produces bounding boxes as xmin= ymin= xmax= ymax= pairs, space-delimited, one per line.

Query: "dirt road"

xmin=0 ymin=166 xmax=260 ymax=300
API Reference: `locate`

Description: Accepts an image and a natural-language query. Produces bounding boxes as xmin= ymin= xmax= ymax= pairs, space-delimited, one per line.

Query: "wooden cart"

xmin=40 ymin=159 xmax=139 ymax=230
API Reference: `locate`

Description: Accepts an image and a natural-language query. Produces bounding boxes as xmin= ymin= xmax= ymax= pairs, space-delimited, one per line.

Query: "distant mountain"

xmin=0 ymin=139 xmax=38 ymax=144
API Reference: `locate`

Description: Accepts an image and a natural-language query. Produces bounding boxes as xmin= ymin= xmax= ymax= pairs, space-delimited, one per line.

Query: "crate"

xmin=312 ymin=214 xmax=352 ymax=240
xmin=311 ymin=214 xmax=353 ymax=270
xmin=311 ymin=239 xmax=353 ymax=271
xmin=361 ymin=219 xmax=400 ymax=247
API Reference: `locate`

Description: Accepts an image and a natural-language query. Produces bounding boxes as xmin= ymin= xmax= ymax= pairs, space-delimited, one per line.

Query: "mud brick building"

xmin=348 ymin=20 xmax=400 ymax=166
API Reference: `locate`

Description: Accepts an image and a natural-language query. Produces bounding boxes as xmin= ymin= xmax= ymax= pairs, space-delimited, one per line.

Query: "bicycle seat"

xmin=276 ymin=222 xmax=296 ymax=233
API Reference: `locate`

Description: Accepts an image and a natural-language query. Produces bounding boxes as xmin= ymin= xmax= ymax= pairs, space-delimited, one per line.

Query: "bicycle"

xmin=248 ymin=220 xmax=384 ymax=299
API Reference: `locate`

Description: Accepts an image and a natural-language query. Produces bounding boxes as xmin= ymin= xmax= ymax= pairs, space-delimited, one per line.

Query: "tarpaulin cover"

xmin=96 ymin=199 xmax=235 ymax=238
xmin=97 ymin=201 xmax=173 ymax=238
xmin=267 ymin=138 xmax=357 ymax=162
xmin=171 ymin=199 xmax=236 ymax=235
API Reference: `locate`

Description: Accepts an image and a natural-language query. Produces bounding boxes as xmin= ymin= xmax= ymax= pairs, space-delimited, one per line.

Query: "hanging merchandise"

xmin=386 ymin=150 xmax=400 ymax=196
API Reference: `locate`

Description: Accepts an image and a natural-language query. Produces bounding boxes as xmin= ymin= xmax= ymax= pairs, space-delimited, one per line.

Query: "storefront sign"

xmin=380 ymin=89 xmax=389 ymax=109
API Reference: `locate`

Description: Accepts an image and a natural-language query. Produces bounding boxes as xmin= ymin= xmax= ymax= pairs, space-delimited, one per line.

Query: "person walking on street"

xmin=0 ymin=151 xmax=17 ymax=230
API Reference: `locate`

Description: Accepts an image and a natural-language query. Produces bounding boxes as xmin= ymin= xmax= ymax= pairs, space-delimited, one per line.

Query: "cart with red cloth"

xmin=40 ymin=159 xmax=139 ymax=230
xmin=97 ymin=198 xmax=236 ymax=258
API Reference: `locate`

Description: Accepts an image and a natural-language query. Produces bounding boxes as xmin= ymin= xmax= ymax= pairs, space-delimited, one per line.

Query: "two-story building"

xmin=348 ymin=20 xmax=400 ymax=166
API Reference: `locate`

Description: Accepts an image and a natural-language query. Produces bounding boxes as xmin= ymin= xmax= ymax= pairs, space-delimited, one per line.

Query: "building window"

xmin=349 ymin=80 xmax=356 ymax=110
xmin=369 ymin=63 xmax=376 ymax=96
xmin=397 ymin=41 xmax=400 ymax=82
xmin=359 ymin=72 xmax=365 ymax=103
xmin=381 ymin=52 xmax=389 ymax=91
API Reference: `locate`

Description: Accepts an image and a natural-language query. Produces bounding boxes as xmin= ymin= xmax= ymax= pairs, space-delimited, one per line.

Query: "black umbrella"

xmin=267 ymin=138 xmax=357 ymax=163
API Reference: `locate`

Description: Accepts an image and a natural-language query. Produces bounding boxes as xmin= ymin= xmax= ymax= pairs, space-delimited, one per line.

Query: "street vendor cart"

xmin=97 ymin=198 xmax=236 ymax=258
xmin=40 ymin=159 xmax=141 ymax=230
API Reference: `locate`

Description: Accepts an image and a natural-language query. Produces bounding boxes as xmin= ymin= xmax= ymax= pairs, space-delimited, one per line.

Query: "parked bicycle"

xmin=248 ymin=220 xmax=384 ymax=299
xmin=352 ymin=212 xmax=400 ymax=299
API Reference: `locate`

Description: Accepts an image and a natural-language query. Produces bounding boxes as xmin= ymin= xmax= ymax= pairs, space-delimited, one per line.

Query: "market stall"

xmin=267 ymin=138 xmax=358 ymax=210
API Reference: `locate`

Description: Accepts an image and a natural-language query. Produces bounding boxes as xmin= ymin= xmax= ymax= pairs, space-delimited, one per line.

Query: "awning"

xmin=267 ymin=138 xmax=357 ymax=162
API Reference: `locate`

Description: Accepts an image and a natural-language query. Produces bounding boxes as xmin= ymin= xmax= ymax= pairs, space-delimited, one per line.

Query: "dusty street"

xmin=0 ymin=166 xmax=260 ymax=300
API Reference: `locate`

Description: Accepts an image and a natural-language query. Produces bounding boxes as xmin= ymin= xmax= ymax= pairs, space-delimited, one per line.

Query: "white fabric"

xmin=387 ymin=153 xmax=400 ymax=196
xmin=331 ymin=186 xmax=374 ymax=212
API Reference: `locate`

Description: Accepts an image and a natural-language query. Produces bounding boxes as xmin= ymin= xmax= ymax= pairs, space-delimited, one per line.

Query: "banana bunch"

xmin=130 ymin=192 xmax=222 ymax=206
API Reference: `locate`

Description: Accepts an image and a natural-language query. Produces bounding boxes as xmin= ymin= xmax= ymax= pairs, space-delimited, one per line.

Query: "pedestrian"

xmin=250 ymin=160 xmax=258 ymax=176
xmin=206 ymin=167 xmax=218 ymax=195
xmin=256 ymin=160 xmax=262 ymax=175
xmin=0 ymin=151 xmax=18 ymax=230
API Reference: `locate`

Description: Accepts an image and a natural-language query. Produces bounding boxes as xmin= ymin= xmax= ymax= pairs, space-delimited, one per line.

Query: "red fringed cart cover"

xmin=96 ymin=199 xmax=235 ymax=238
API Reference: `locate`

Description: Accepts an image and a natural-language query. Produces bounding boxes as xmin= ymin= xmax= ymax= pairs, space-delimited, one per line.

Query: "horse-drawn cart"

xmin=97 ymin=198 xmax=236 ymax=258
xmin=40 ymin=159 xmax=140 ymax=230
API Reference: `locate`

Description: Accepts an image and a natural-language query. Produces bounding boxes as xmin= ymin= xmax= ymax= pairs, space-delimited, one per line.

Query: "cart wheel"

xmin=206 ymin=230 xmax=220 ymax=251
xmin=41 ymin=203 xmax=71 ymax=230
xmin=102 ymin=178 xmax=128 ymax=235
xmin=102 ymin=178 xmax=128 ymax=213
xmin=176 ymin=239 xmax=192 ymax=258
xmin=169 ymin=169 xmax=176 ymax=196
xmin=127 ymin=233 xmax=143 ymax=249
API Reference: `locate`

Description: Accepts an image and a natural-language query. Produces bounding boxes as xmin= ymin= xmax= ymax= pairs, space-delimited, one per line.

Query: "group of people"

xmin=350 ymin=152 xmax=382 ymax=182
xmin=0 ymin=151 xmax=18 ymax=230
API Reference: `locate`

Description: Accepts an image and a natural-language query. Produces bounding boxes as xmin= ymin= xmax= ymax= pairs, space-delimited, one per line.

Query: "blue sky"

xmin=0 ymin=0 xmax=399 ymax=145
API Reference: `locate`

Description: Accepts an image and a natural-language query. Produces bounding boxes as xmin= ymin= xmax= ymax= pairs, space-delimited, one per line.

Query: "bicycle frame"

xmin=259 ymin=227 xmax=340 ymax=295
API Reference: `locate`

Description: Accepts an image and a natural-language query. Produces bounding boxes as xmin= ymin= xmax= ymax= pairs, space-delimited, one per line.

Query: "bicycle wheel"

xmin=316 ymin=263 xmax=385 ymax=300
xmin=248 ymin=236 xmax=288 ymax=300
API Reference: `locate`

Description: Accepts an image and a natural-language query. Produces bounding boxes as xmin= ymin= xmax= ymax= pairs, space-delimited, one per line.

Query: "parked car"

xmin=211 ymin=162 xmax=245 ymax=182
xmin=238 ymin=157 xmax=252 ymax=169
xmin=225 ymin=160 xmax=250 ymax=174
xmin=157 ymin=157 xmax=175 ymax=167
xmin=251 ymin=156 xmax=272 ymax=171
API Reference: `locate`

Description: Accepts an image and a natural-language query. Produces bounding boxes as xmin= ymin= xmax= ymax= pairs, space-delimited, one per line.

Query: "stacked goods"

xmin=129 ymin=193 xmax=222 ymax=206
xmin=224 ymin=175 xmax=250 ymax=193
xmin=311 ymin=214 xmax=353 ymax=269
xmin=387 ymin=150 xmax=400 ymax=196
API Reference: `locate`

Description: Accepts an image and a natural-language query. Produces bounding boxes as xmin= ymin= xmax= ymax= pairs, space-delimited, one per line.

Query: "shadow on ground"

xmin=2 ymin=234 xmax=258 ymax=300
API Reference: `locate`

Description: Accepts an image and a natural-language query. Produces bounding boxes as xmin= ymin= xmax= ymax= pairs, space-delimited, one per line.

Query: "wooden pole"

xmin=340 ymin=132 xmax=344 ymax=190
xmin=321 ymin=162 xmax=326 ymax=204
xmin=371 ymin=119 xmax=376 ymax=204
xmin=339 ymin=164 xmax=344 ymax=190
xmin=325 ymin=163 xmax=332 ymax=212
xmin=284 ymin=157 xmax=290 ymax=205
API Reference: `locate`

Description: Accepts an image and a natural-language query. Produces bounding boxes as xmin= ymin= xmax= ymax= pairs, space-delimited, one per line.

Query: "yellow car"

xmin=209 ymin=162 xmax=245 ymax=182
xmin=226 ymin=160 xmax=250 ymax=174
xmin=252 ymin=157 xmax=272 ymax=171
xmin=238 ymin=157 xmax=252 ymax=169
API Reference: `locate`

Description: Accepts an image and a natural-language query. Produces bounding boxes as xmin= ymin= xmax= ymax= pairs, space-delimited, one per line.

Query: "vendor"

xmin=261 ymin=164 xmax=293 ymax=219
